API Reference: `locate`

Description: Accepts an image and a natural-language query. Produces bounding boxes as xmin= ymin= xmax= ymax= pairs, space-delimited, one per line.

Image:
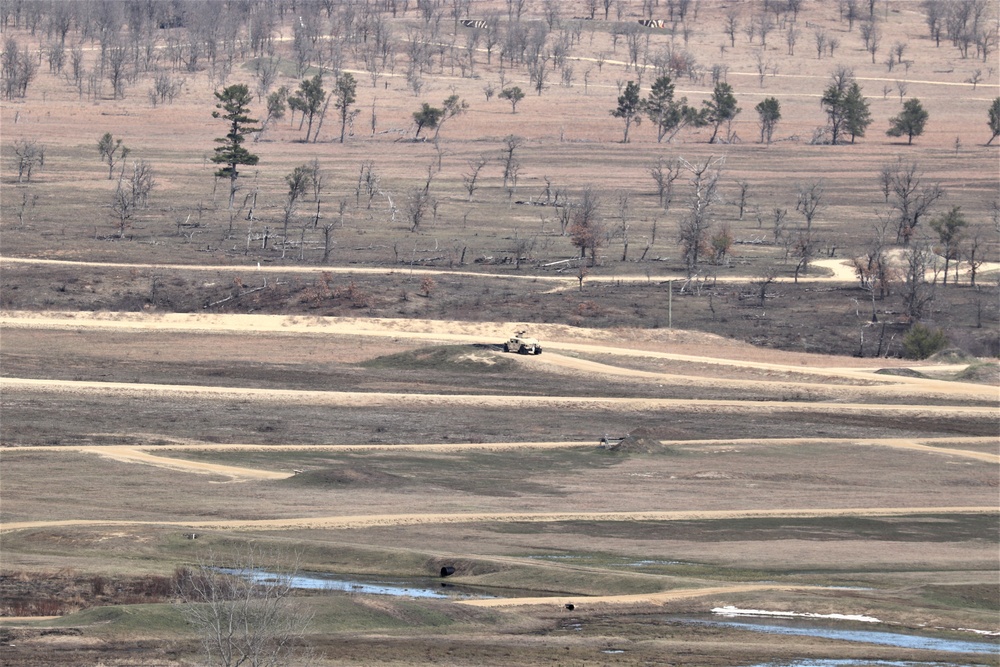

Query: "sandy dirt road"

xmin=2 ymin=506 xmax=993 ymax=535
xmin=4 ymin=311 xmax=995 ymax=401
xmin=5 ymin=256 xmax=995 ymax=288
xmin=4 ymin=376 xmax=996 ymax=418
xmin=6 ymin=437 xmax=995 ymax=482
xmin=534 ymin=350 xmax=998 ymax=400
xmin=82 ymin=446 xmax=290 ymax=480
xmin=459 ymin=584 xmax=823 ymax=609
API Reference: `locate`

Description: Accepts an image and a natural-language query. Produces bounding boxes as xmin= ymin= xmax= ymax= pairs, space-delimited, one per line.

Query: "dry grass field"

xmin=1 ymin=1 xmax=998 ymax=665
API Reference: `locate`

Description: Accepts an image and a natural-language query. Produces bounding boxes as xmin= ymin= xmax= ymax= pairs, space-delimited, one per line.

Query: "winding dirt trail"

xmin=6 ymin=256 xmax=995 ymax=288
xmin=84 ymin=446 xmax=290 ymax=480
xmin=2 ymin=506 xmax=993 ymax=535
xmin=534 ymin=350 xmax=997 ymax=400
xmin=459 ymin=584 xmax=822 ymax=609
xmin=2 ymin=304 xmax=996 ymax=617
xmin=5 ymin=437 xmax=995 ymax=482
xmin=9 ymin=256 xmax=1000 ymax=290
xmin=3 ymin=310 xmax=996 ymax=401
xmin=4 ymin=376 xmax=996 ymax=418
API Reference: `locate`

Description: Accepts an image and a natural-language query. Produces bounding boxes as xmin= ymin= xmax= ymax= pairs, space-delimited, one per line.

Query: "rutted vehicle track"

xmin=1 ymin=308 xmax=996 ymax=622
xmin=3 ymin=437 xmax=996 ymax=482
xmin=2 ymin=506 xmax=994 ymax=535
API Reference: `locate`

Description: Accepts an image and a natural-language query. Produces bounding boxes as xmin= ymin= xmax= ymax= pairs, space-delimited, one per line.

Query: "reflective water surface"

xmin=224 ymin=568 xmax=524 ymax=600
xmin=680 ymin=617 xmax=999 ymax=655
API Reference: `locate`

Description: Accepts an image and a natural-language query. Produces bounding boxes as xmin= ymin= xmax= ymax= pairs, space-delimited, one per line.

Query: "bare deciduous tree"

xmin=963 ymin=229 xmax=985 ymax=288
xmin=12 ymin=138 xmax=44 ymax=183
xmin=678 ymin=156 xmax=723 ymax=276
xmin=463 ymin=154 xmax=489 ymax=201
xmin=569 ymin=186 xmax=603 ymax=265
xmin=724 ymin=10 xmax=739 ymax=47
xmin=795 ymin=181 xmax=824 ymax=231
xmin=98 ymin=133 xmax=129 ymax=180
xmin=734 ymin=180 xmax=751 ymax=220
xmin=127 ymin=159 xmax=156 ymax=210
xmin=408 ymin=164 xmax=435 ymax=232
xmin=882 ymin=159 xmax=944 ymax=245
xmin=111 ymin=182 xmax=135 ymax=238
xmin=852 ymin=214 xmax=896 ymax=303
xmin=175 ymin=545 xmax=313 ymax=667
xmin=356 ymin=161 xmax=381 ymax=209
xmin=650 ymin=157 xmax=682 ymax=211
xmin=901 ymin=240 xmax=935 ymax=321
xmin=616 ymin=190 xmax=631 ymax=261
xmin=2 ymin=37 xmax=37 ymax=99
xmin=792 ymin=231 xmax=817 ymax=283
xmin=860 ymin=19 xmax=881 ymax=63
xmin=750 ymin=266 xmax=778 ymax=306
xmin=282 ymin=165 xmax=313 ymax=257
xmin=500 ymin=134 xmax=522 ymax=191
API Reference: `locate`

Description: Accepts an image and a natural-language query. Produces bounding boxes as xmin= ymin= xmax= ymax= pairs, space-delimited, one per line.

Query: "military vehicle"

xmin=503 ymin=330 xmax=542 ymax=355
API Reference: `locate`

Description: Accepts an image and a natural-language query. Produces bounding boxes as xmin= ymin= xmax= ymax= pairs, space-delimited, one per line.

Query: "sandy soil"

xmin=4 ymin=376 xmax=995 ymax=419
xmin=84 ymin=446 xmax=290 ymax=480
xmin=0 ymin=4 xmax=996 ymax=663
xmin=4 ymin=255 xmax=997 ymax=288
xmin=2 ymin=506 xmax=993 ymax=535
xmin=3 ymin=311 xmax=996 ymax=399
xmin=460 ymin=584 xmax=821 ymax=608
xmin=6 ymin=436 xmax=995 ymax=483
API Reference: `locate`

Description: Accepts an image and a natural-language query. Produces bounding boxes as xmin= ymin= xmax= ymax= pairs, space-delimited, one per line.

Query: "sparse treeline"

xmin=2 ymin=1 xmax=997 ymax=344
xmin=1 ymin=0 xmax=996 ymax=148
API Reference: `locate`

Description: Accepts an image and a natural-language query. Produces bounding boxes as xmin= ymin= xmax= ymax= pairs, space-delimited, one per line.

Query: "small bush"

xmin=902 ymin=324 xmax=948 ymax=359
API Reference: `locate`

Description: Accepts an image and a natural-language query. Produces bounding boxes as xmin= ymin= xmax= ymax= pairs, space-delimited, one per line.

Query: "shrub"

xmin=902 ymin=324 xmax=948 ymax=359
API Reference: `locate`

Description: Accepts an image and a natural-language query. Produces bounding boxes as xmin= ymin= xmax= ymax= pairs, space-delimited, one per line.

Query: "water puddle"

xmin=680 ymin=617 xmax=999 ymax=655
xmin=741 ymin=661 xmax=975 ymax=667
xmin=626 ymin=559 xmax=690 ymax=567
xmin=223 ymin=568 xmax=500 ymax=600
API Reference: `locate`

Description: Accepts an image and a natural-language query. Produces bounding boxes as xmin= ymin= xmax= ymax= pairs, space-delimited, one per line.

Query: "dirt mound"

xmin=602 ymin=427 xmax=667 ymax=454
xmin=927 ymin=347 xmax=976 ymax=363
xmin=956 ymin=363 xmax=1000 ymax=386
xmin=874 ymin=367 xmax=929 ymax=378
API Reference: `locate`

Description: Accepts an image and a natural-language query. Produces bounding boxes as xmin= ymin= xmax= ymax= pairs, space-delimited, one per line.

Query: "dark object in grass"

xmin=440 ymin=566 xmax=456 ymax=577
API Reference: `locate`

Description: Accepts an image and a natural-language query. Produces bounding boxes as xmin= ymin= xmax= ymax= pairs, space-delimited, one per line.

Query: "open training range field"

xmin=0 ymin=1 xmax=998 ymax=666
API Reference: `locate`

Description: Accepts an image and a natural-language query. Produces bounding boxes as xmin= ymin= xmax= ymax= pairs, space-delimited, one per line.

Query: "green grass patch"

xmin=48 ymin=603 xmax=192 ymax=636
xmin=489 ymin=514 xmax=1000 ymax=543
xmin=305 ymin=596 xmax=483 ymax=632
xmin=42 ymin=596 xmax=477 ymax=637
xmin=162 ymin=447 xmax=621 ymax=497
xmin=921 ymin=583 xmax=1000 ymax=612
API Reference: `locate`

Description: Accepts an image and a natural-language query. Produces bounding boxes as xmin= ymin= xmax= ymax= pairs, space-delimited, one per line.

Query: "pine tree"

xmin=755 ymin=97 xmax=781 ymax=144
xmin=887 ymin=98 xmax=928 ymax=145
xmin=211 ymin=84 xmax=259 ymax=209
xmin=611 ymin=81 xmax=642 ymax=143
xmin=644 ymin=75 xmax=700 ymax=143
xmin=413 ymin=103 xmax=443 ymax=139
xmin=334 ymin=72 xmax=358 ymax=144
xmin=986 ymin=97 xmax=999 ymax=145
xmin=288 ymin=74 xmax=327 ymax=142
xmin=702 ymin=82 xmax=740 ymax=144
xmin=843 ymin=82 xmax=872 ymax=143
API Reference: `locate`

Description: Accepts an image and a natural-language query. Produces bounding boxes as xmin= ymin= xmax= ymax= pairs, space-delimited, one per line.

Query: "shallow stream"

xmin=225 ymin=568 xmax=537 ymax=600
xmin=679 ymin=616 xmax=999 ymax=655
